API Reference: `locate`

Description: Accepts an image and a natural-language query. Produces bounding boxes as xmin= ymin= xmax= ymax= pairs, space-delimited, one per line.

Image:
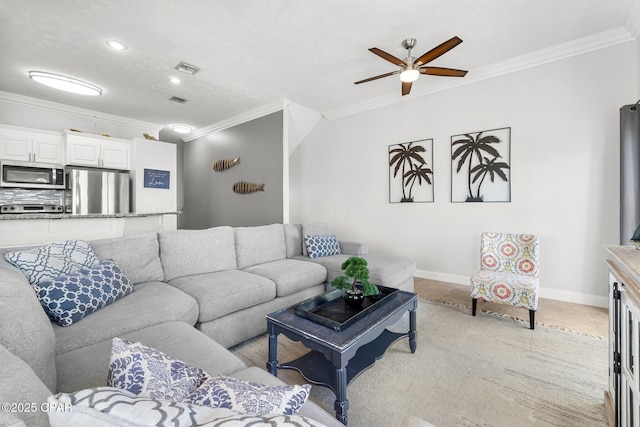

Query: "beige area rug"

xmin=230 ymin=299 xmax=608 ymax=427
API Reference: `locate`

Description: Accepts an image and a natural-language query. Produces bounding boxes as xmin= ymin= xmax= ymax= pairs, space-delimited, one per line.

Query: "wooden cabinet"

xmin=66 ymin=132 xmax=130 ymax=170
xmin=606 ymin=246 xmax=640 ymax=426
xmin=0 ymin=125 xmax=65 ymax=164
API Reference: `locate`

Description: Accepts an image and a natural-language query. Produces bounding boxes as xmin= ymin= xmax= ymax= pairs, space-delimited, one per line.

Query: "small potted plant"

xmin=330 ymin=256 xmax=379 ymax=308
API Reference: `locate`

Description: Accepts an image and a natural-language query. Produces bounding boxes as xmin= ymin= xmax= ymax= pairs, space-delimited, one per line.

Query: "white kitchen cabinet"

xmin=0 ymin=125 xmax=65 ymax=164
xmin=66 ymin=132 xmax=130 ymax=170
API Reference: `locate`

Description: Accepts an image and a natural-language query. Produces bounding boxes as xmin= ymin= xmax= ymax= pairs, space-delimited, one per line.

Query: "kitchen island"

xmin=0 ymin=212 xmax=178 ymax=248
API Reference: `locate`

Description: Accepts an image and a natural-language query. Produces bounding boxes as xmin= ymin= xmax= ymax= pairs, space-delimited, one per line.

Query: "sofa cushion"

xmin=0 ymin=271 xmax=57 ymax=391
xmin=169 ymin=270 xmax=276 ymax=323
xmin=47 ymin=388 xmax=324 ymax=427
xmin=304 ymin=234 xmax=341 ymax=259
xmin=185 ymin=375 xmax=310 ymax=416
xmin=298 ymin=253 xmax=416 ymax=288
xmin=90 ymin=233 xmax=164 ymax=284
xmin=0 ymin=344 xmax=52 ymax=427
xmin=55 ymin=321 xmax=246 ymax=393
xmin=5 ymin=240 xmax=98 ymax=286
xmin=284 ymin=223 xmax=303 ymax=258
xmin=243 ymin=259 xmax=327 ymax=297
xmin=108 ymin=338 xmax=205 ymax=401
xmin=158 ymin=227 xmax=236 ymax=281
xmin=53 ymin=281 xmax=198 ymax=355
xmin=35 ymin=259 xmax=134 ymax=327
xmin=301 ymin=222 xmax=328 ymax=256
xmin=234 ymin=224 xmax=286 ymax=269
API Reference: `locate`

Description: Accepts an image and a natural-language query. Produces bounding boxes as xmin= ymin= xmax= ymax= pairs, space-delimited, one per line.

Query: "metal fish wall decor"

xmin=212 ymin=157 xmax=240 ymax=172
xmin=233 ymin=181 xmax=265 ymax=194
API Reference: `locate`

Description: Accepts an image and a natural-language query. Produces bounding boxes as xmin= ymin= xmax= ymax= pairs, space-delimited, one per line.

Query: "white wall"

xmin=291 ymin=41 xmax=637 ymax=306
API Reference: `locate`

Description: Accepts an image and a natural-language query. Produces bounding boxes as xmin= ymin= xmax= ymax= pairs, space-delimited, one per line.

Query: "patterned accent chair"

xmin=470 ymin=232 xmax=539 ymax=329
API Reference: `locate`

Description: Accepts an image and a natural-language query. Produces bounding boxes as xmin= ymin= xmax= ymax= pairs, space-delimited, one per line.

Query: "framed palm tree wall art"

xmin=451 ymin=127 xmax=511 ymax=202
xmin=389 ymin=139 xmax=434 ymax=203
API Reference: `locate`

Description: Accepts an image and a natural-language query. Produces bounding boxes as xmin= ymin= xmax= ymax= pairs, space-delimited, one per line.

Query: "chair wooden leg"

xmin=529 ymin=309 xmax=535 ymax=330
xmin=472 ymin=298 xmax=477 ymax=316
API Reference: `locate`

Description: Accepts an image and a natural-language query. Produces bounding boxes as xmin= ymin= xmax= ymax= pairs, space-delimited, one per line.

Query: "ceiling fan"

xmin=355 ymin=36 xmax=468 ymax=96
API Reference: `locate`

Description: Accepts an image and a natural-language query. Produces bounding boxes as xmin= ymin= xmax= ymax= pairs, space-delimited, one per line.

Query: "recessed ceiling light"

xmin=171 ymin=124 xmax=192 ymax=134
xmin=28 ymin=71 xmax=102 ymax=96
xmin=170 ymin=76 xmax=181 ymax=84
xmin=106 ymin=40 xmax=127 ymax=51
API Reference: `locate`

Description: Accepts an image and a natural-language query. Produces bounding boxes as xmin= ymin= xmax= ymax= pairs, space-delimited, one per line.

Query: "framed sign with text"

xmin=143 ymin=168 xmax=170 ymax=189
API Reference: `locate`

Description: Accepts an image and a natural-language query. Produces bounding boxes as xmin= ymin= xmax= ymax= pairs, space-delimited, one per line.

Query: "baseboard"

xmin=414 ymin=269 xmax=608 ymax=308
xmin=538 ymin=288 xmax=608 ymax=308
xmin=414 ymin=269 xmax=469 ymax=286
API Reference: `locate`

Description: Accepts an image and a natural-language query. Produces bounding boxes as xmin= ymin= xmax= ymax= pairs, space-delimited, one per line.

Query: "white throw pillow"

xmin=5 ymin=240 xmax=98 ymax=286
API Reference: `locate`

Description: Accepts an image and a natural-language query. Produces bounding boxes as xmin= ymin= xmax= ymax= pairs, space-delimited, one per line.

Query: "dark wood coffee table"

xmin=266 ymin=289 xmax=418 ymax=425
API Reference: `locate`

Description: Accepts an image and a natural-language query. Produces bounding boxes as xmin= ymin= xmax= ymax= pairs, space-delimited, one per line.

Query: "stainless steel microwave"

xmin=0 ymin=160 xmax=65 ymax=189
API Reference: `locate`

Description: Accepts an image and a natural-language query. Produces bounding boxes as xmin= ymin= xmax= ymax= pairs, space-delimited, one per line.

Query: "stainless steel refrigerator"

xmin=65 ymin=168 xmax=130 ymax=214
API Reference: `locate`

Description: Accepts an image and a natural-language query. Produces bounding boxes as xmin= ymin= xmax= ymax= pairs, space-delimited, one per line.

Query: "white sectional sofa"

xmin=0 ymin=222 xmax=415 ymax=426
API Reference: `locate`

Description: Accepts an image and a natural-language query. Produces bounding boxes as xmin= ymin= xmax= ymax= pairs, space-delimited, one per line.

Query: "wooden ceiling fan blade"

xmin=414 ymin=36 xmax=463 ymax=66
xmin=354 ymin=70 xmax=399 ymax=84
xmin=402 ymin=81 xmax=412 ymax=96
xmin=369 ymin=48 xmax=407 ymax=67
xmin=420 ymin=67 xmax=468 ymax=77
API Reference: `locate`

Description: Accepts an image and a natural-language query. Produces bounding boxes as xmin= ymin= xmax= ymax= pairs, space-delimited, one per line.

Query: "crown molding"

xmin=323 ymin=26 xmax=634 ymax=120
xmin=626 ymin=0 xmax=640 ymax=38
xmin=185 ymin=99 xmax=290 ymax=142
xmin=0 ymin=90 xmax=164 ymax=131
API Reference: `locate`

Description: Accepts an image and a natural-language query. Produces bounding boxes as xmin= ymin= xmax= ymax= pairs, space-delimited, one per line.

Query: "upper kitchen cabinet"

xmin=66 ymin=131 xmax=130 ymax=170
xmin=0 ymin=125 xmax=65 ymax=165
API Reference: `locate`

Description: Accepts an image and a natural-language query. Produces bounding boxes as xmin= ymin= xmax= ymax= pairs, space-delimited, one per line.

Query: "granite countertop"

xmin=0 ymin=211 xmax=180 ymax=220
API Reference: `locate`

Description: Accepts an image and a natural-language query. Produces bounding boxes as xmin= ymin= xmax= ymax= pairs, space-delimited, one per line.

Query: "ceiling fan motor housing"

xmin=402 ymin=38 xmax=417 ymax=50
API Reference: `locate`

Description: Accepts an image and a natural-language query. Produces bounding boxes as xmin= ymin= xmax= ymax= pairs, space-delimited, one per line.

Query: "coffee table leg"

xmin=334 ymin=367 xmax=349 ymax=425
xmin=267 ymin=332 xmax=278 ymax=376
xmin=409 ymin=308 xmax=417 ymax=353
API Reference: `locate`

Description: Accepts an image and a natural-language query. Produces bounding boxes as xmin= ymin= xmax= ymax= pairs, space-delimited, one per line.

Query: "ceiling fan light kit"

xmin=400 ymin=69 xmax=419 ymax=82
xmin=355 ymin=36 xmax=468 ymax=96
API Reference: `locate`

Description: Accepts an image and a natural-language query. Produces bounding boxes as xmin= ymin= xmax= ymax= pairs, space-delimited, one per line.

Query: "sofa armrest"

xmin=339 ymin=241 xmax=368 ymax=255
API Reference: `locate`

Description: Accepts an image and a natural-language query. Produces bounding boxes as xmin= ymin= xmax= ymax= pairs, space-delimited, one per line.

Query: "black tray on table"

xmin=294 ymin=285 xmax=399 ymax=332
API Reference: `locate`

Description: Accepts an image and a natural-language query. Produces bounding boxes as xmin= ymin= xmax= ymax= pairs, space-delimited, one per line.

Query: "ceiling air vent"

xmin=174 ymin=62 xmax=200 ymax=75
xmin=169 ymin=96 xmax=188 ymax=104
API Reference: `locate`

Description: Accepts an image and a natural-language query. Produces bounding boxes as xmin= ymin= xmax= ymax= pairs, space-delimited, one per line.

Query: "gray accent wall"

xmin=182 ymin=111 xmax=283 ymax=229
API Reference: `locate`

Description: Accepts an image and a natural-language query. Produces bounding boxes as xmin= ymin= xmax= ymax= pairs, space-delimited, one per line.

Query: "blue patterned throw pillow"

xmin=34 ymin=259 xmax=133 ymax=327
xmin=184 ymin=375 xmax=311 ymax=416
xmin=107 ymin=338 xmax=205 ymax=401
xmin=304 ymin=234 xmax=341 ymax=259
xmin=5 ymin=239 xmax=99 ymax=286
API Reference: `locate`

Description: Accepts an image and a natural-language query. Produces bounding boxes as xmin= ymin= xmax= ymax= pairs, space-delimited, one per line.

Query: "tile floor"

xmin=414 ymin=277 xmax=609 ymax=338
